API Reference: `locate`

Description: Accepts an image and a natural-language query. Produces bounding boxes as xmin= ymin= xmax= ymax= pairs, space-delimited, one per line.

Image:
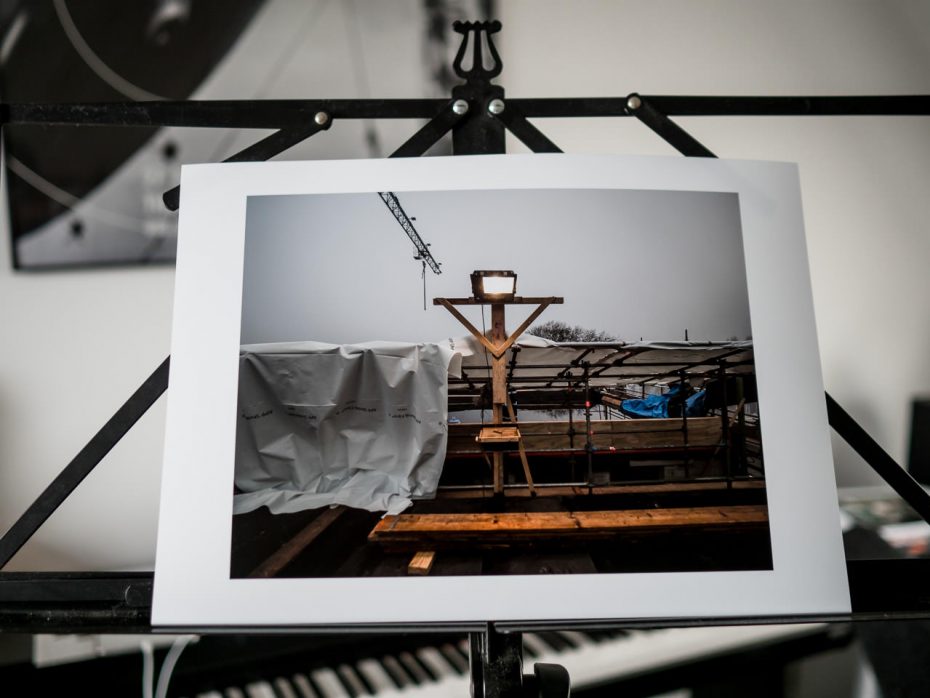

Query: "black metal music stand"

xmin=2 ymin=19 xmax=930 ymax=698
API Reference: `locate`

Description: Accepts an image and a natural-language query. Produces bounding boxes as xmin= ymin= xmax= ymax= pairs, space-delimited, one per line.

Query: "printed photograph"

xmin=229 ymin=186 xmax=771 ymax=579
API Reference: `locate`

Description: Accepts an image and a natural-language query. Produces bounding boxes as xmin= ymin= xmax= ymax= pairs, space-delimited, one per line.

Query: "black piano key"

xmin=338 ymin=663 xmax=372 ymax=697
xmin=440 ymin=642 xmax=469 ymax=674
xmin=554 ymin=631 xmax=581 ymax=649
xmin=416 ymin=646 xmax=457 ymax=681
xmin=536 ymin=632 xmax=571 ymax=653
xmin=521 ymin=634 xmax=546 ymax=659
xmin=309 ymin=668 xmax=350 ymax=698
xmin=290 ymin=673 xmax=318 ymax=698
xmin=397 ymin=650 xmax=433 ymax=683
xmin=379 ymin=654 xmax=415 ymax=688
xmin=348 ymin=661 xmax=378 ymax=695
xmin=272 ymin=677 xmax=299 ymax=698
xmin=355 ymin=658 xmax=397 ymax=694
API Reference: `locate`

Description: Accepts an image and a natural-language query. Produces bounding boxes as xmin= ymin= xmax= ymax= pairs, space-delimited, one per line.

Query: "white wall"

xmin=1 ymin=0 xmax=928 ymax=570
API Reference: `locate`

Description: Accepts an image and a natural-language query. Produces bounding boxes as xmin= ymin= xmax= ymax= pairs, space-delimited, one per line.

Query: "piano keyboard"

xmin=186 ymin=623 xmax=831 ymax=698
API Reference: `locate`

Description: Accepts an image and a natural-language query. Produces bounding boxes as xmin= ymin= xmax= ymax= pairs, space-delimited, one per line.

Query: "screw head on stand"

xmin=488 ymin=98 xmax=505 ymax=115
xmin=314 ymin=111 xmax=330 ymax=126
xmin=626 ymin=95 xmax=642 ymax=111
xmin=452 ymin=99 xmax=470 ymax=115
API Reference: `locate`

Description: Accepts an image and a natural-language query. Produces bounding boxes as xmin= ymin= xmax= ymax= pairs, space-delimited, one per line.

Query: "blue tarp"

xmin=619 ymin=385 xmax=708 ymax=419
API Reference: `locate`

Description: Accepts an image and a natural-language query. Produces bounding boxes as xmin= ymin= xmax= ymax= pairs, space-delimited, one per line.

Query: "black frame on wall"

xmin=2 ymin=17 xmax=930 ymax=697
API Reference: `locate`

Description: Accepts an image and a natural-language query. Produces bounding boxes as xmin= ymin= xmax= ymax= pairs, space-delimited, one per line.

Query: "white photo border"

xmin=153 ymin=154 xmax=850 ymax=627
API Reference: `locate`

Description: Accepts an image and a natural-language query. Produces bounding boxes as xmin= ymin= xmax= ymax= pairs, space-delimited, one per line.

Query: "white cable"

xmin=155 ymin=635 xmax=198 ymax=698
xmin=52 ymin=0 xmax=165 ymax=101
xmin=141 ymin=640 xmax=155 ymax=698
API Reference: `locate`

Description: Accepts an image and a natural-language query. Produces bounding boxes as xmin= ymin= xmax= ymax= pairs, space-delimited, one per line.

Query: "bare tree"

xmin=529 ymin=320 xmax=616 ymax=343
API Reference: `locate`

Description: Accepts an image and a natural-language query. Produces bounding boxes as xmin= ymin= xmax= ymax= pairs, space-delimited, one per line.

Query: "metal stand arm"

xmin=0 ymin=359 xmax=170 ymax=569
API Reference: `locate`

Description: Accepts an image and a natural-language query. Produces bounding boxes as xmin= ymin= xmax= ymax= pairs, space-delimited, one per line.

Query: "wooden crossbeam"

xmin=249 ymin=505 xmax=346 ymax=578
xmin=369 ymin=505 xmax=768 ymax=546
xmin=435 ymin=479 xmax=765 ymax=499
xmin=506 ymin=396 xmax=536 ymax=495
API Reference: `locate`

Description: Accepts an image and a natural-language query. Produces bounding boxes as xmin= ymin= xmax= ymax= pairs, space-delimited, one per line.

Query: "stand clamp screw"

xmin=314 ymin=111 xmax=330 ymax=126
xmin=452 ymin=99 xmax=469 ymax=115
xmin=488 ymin=98 xmax=505 ymax=115
xmin=626 ymin=95 xmax=642 ymax=111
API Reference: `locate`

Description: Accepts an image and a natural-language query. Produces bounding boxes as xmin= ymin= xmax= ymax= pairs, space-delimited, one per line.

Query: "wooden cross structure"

xmin=434 ymin=270 xmax=563 ymax=495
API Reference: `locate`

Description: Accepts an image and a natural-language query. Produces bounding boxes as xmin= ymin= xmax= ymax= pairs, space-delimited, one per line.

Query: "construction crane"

xmin=378 ymin=191 xmax=442 ymax=274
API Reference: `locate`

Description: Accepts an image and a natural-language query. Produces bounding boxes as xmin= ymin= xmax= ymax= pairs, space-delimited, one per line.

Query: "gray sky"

xmin=240 ymin=188 xmax=751 ymax=345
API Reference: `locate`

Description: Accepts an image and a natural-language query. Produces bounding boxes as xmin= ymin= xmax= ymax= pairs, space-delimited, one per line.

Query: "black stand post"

xmin=447 ymin=23 xmax=573 ymax=696
xmin=470 ymin=625 xmax=571 ymax=698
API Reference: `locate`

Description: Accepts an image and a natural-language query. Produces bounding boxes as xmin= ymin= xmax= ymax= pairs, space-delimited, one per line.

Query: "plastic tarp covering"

xmin=234 ymin=341 xmax=461 ymax=516
xmin=452 ymin=336 xmax=753 ymax=388
xmin=619 ymin=386 xmax=709 ymax=419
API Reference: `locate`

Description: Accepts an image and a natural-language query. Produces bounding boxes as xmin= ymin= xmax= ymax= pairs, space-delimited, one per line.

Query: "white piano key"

xmin=273 ymin=677 xmax=299 ymax=698
xmin=356 ymin=658 xmax=400 ymax=694
xmin=415 ymin=647 xmax=456 ymax=680
xmin=544 ymin=624 xmax=827 ymax=691
xmin=245 ymin=681 xmax=278 ymax=698
xmin=291 ymin=674 xmax=318 ymax=698
xmin=310 ymin=668 xmax=350 ymax=698
xmin=216 ymin=624 xmax=834 ymax=697
xmin=521 ymin=633 xmax=549 ymax=658
xmin=195 ymin=692 xmax=224 ymax=698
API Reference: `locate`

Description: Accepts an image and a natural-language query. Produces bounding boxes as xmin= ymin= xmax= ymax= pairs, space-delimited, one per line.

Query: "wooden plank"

xmin=506 ymin=396 xmax=536 ymax=495
xmin=369 ymin=505 xmax=768 ymax=545
xmin=435 ymin=479 xmax=766 ymax=499
xmin=477 ymin=426 xmax=522 ymax=443
xmin=448 ymin=417 xmax=722 ymax=454
xmin=407 ymin=551 xmax=436 ymax=575
xmin=249 ymin=506 xmax=346 ymax=578
xmin=454 ymin=418 xmax=722 ymax=436
xmin=433 ymin=296 xmax=564 ymax=305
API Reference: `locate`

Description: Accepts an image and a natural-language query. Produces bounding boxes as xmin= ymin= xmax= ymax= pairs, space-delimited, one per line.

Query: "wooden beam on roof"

xmin=435 ymin=479 xmax=765 ymax=499
xmin=369 ymin=505 xmax=768 ymax=547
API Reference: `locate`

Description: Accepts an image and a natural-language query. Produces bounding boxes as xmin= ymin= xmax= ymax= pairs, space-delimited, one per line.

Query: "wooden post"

xmin=506 ymin=397 xmax=536 ymax=495
xmin=490 ymin=303 xmax=507 ymax=406
xmin=433 ymin=291 xmax=563 ymax=497
xmin=491 ymin=303 xmax=507 ymax=492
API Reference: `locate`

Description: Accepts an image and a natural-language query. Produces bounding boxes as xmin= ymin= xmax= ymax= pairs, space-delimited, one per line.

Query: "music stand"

xmin=2 ymin=19 xmax=930 ymax=697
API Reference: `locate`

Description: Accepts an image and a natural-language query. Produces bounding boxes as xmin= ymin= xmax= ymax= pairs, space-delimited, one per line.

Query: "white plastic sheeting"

xmin=452 ymin=335 xmax=754 ymax=387
xmin=234 ymin=341 xmax=461 ymax=516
